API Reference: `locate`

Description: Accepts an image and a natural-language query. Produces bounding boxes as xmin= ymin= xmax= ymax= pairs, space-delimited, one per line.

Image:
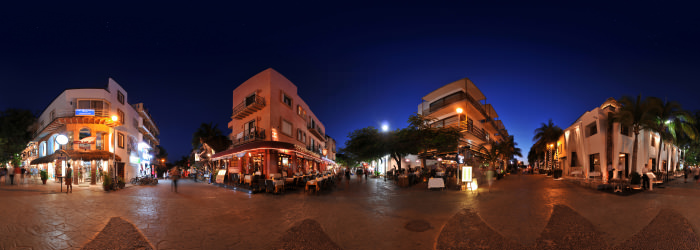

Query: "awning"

xmin=30 ymin=150 xmax=121 ymax=165
xmin=211 ymin=141 xmax=296 ymax=161
xmin=79 ymin=136 xmax=96 ymax=144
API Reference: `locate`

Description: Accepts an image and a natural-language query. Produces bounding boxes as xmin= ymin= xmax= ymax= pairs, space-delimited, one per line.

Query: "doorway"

xmin=619 ymin=153 xmax=629 ymax=178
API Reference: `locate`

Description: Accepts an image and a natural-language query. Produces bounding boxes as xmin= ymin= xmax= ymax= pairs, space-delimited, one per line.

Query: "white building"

xmin=24 ymin=78 xmax=159 ymax=184
xmin=557 ymin=98 xmax=680 ymax=181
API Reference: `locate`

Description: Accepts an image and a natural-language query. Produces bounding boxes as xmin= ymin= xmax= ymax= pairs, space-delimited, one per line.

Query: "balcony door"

xmin=244 ymin=120 xmax=256 ymax=139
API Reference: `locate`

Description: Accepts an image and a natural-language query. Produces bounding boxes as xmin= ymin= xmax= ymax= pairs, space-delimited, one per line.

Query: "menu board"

xmin=216 ymin=170 xmax=226 ymax=183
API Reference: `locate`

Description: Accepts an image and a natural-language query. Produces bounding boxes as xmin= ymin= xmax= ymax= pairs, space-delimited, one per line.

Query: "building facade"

xmin=211 ymin=68 xmax=336 ymax=177
xmin=415 ymin=78 xmax=508 ymax=167
xmin=23 ymin=78 xmax=160 ymax=184
xmin=556 ymin=98 xmax=680 ymax=181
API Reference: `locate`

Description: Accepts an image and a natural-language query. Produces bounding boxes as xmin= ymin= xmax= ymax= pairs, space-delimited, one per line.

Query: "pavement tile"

xmin=612 ymin=209 xmax=700 ymax=250
xmin=534 ymin=204 xmax=608 ymax=250
xmin=436 ymin=208 xmax=528 ymax=250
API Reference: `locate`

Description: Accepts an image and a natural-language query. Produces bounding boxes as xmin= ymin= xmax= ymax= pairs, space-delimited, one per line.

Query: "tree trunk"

xmin=632 ymin=132 xmax=639 ymax=174
xmin=656 ymin=139 xmax=664 ymax=173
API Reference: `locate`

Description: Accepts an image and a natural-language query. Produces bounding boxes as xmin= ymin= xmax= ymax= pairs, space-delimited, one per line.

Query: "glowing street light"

xmin=381 ymin=124 xmax=389 ymax=132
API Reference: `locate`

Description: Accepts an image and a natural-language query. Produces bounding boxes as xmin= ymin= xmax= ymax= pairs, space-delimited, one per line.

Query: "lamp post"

xmin=456 ymin=107 xmax=463 ymax=186
xmin=111 ymin=115 xmax=120 ymax=187
xmin=56 ymin=134 xmax=68 ymax=192
xmin=382 ymin=124 xmax=389 ymax=181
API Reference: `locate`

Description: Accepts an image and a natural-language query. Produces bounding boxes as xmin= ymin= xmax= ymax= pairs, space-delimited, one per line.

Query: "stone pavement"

xmin=1 ymin=174 xmax=700 ymax=249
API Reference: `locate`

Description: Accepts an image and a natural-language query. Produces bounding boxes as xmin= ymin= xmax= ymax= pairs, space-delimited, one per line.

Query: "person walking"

xmin=607 ymin=163 xmax=614 ymax=183
xmin=65 ymin=164 xmax=73 ymax=193
xmin=684 ymin=167 xmax=690 ymax=183
xmin=694 ymin=167 xmax=700 ymax=184
xmin=364 ymin=167 xmax=369 ymax=181
xmin=9 ymin=166 xmax=16 ymax=185
xmin=486 ymin=166 xmax=495 ymax=192
xmin=170 ymin=167 xmax=180 ymax=193
xmin=344 ymin=168 xmax=350 ymax=187
xmin=192 ymin=168 xmax=197 ymax=182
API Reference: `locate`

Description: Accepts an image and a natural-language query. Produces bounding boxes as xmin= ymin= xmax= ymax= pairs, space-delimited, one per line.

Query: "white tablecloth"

xmin=428 ymin=178 xmax=445 ymax=189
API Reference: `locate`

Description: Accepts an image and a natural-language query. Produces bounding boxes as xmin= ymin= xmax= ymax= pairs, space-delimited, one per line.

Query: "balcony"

xmin=308 ymin=125 xmax=325 ymax=141
xmin=233 ymin=127 xmax=266 ymax=146
xmin=440 ymin=120 xmax=489 ymax=143
xmin=232 ymin=95 xmax=265 ymax=120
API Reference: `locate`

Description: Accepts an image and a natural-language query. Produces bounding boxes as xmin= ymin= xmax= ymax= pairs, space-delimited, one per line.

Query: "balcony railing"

xmin=308 ymin=125 xmax=325 ymax=141
xmin=442 ymin=120 xmax=489 ymax=142
xmin=233 ymin=128 xmax=266 ymax=146
xmin=232 ymin=95 xmax=265 ymax=120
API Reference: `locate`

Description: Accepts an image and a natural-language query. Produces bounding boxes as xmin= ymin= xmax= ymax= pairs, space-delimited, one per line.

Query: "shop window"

xmin=282 ymin=119 xmax=292 ymax=137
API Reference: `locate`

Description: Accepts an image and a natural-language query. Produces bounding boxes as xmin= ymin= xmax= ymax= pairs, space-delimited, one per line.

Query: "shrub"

xmin=40 ymin=170 xmax=48 ymax=180
xmin=553 ymin=169 xmax=563 ymax=179
xmin=103 ymin=175 xmax=113 ymax=190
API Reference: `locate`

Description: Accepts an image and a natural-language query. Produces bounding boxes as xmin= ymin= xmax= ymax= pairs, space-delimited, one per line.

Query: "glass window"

xmin=586 ymin=122 xmax=597 ymax=137
xmin=282 ymin=93 xmax=292 ymax=107
xmin=117 ymin=91 xmax=125 ymax=104
xmin=282 ymin=119 xmax=292 ymax=136
xmin=79 ymin=128 xmax=91 ymax=140
xmin=118 ymin=132 xmax=125 ymax=148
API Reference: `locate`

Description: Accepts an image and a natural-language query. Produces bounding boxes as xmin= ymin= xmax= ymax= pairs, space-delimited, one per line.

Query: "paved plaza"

xmin=2 ymin=174 xmax=700 ymax=249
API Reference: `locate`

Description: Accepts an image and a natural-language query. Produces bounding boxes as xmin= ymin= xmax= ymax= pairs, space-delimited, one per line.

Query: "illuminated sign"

xmin=75 ymin=109 xmax=95 ymax=116
xmin=462 ymin=166 xmax=472 ymax=182
xmin=271 ymin=128 xmax=279 ymax=141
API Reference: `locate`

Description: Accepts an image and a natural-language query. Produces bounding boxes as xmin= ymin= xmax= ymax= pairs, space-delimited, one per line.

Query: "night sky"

xmin=2 ymin=2 xmax=699 ymax=164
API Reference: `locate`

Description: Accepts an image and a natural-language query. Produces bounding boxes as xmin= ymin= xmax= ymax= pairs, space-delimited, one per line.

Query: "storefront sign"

xmin=75 ymin=109 xmax=95 ymax=116
xmin=216 ymin=170 xmax=226 ymax=183
xmin=461 ymin=166 xmax=472 ymax=182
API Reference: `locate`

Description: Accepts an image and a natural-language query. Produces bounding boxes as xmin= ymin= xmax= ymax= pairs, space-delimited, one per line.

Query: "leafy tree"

xmin=386 ymin=128 xmax=421 ymax=172
xmin=0 ymin=109 xmax=36 ymax=166
xmin=342 ymin=126 xmax=385 ymax=163
xmin=335 ymin=152 xmax=359 ymax=169
xmin=192 ymin=122 xmax=231 ymax=153
xmin=610 ymin=95 xmax=656 ymax=173
xmin=407 ymin=113 xmax=460 ymax=167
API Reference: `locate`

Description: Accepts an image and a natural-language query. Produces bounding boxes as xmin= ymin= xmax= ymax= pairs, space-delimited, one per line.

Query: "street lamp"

xmin=56 ymin=134 xmax=68 ymax=192
xmin=381 ymin=123 xmax=389 ymax=180
xmin=456 ymin=107 xmax=463 ymax=185
xmin=111 ymin=115 xmax=120 ymax=186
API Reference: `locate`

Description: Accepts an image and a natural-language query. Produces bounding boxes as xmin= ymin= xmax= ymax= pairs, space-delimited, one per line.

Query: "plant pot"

xmin=41 ymin=179 xmax=47 ymax=184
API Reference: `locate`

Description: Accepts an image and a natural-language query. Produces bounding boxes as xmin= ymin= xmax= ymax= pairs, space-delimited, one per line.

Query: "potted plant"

xmin=40 ymin=170 xmax=48 ymax=184
xmin=103 ymin=175 xmax=112 ymax=191
xmin=118 ymin=177 xmax=125 ymax=189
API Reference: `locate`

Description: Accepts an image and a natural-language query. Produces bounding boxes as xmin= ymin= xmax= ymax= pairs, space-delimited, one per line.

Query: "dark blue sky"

xmin=1 ymin=2 xmax=698 ymax=164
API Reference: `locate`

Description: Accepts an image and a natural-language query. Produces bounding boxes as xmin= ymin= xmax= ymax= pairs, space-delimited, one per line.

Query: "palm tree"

xmin=611 ymin=95 xmax=656 ymax=174
xmin=532 ymin=119 xmax=563 ymax=170
xmin=645 ymin=97 xmax=696 ymax=173
xmin=192 ymin=122 xmax=231 ymax=153
xmin=499 ymin=135 xmax=522 ymax=172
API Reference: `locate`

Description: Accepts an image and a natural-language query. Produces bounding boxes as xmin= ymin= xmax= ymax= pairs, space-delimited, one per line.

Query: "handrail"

xmin=232 ymin=95 xmax=265 ymax=118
